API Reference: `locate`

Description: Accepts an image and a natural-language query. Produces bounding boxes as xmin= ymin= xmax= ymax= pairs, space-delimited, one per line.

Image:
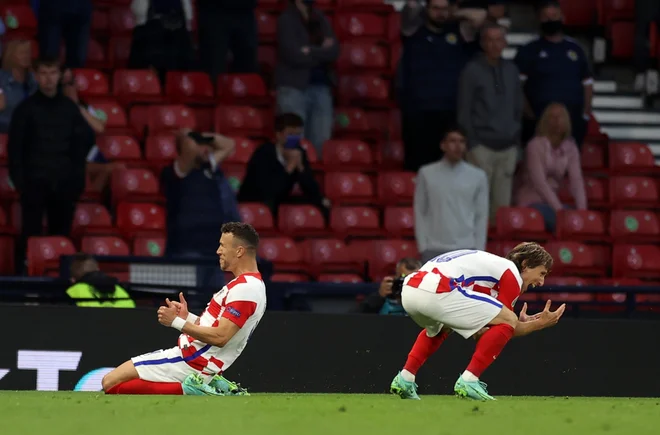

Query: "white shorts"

xmin=131 ymin=346 xmax=214 ymax=384
xmin=401 ymin=285 xmax=503 ymax=339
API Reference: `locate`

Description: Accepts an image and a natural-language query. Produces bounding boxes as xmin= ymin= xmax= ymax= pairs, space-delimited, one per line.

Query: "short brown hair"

xmin=34 ymin=55 xmax=60 ymax=70
xmin=506 ymin=242 xmax=553 ymax=272
xmin=221 ymin=222 xmax=259 ymax=251
xmin=70 ymin=253 xmax=99 ymax=281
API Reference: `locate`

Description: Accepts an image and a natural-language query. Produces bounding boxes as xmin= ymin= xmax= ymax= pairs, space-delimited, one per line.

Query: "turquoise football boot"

xmin=390 ymin=371 xmax=420 ymax=400
xmin=182 ymin=373 xmax=225 ymax=396
xmin=454 ymin=375 xmax=496 ymax=401
xmin=209 ymin=375 xmax=250 ymax=396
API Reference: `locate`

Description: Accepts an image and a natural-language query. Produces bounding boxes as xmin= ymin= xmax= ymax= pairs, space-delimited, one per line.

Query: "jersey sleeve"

xmin=496 ymin=268 xmax=522 ymax=310
xmin=221 ymin=283 xmax=260 ymax=328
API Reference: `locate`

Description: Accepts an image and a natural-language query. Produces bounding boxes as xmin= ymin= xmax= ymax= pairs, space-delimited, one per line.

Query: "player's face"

xmin=520 ymin=265 xmax=548 ymax=292
xmin=216 ymin=233 xmax=236 ymax=271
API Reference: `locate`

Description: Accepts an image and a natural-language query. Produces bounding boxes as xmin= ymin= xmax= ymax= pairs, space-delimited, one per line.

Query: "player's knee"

xmin=500 ymin=307 xmax=518 ymax=329
xmin=101 ymin=372 xmax=117 ymax=392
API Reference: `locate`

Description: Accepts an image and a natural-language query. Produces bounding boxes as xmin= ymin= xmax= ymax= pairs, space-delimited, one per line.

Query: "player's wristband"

xmin=171 ymin=317 xmax=187 ymax=332
xmin=186 ymin=313 xmax=199 ymax=323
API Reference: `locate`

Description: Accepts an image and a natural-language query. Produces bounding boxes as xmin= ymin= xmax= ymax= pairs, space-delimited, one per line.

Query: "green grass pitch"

xmin=2 ymin=392 xmax=660 ymax=435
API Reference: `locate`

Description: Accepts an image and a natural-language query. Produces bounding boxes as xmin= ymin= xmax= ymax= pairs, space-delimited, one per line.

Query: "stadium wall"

xmin=3 ymin=306 xmax=659 ymax=397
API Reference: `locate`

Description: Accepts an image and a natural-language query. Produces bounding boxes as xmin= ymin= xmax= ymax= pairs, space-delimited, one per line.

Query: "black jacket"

xmin=8 ymin=90 xmax=92 ymax=194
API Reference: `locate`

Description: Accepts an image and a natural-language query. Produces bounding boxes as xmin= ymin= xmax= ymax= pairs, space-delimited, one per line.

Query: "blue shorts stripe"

xmin=456 ymin=287 xmax=503 ymax=309
xmin=134 ymin=344 xmax=212 ymax=367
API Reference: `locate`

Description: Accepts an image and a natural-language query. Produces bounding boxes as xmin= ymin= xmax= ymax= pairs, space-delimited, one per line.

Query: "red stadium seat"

xmin=334 ymin=107 xmax=375 ymax=140
xmin=214 ymin=106 xmax=267 ymax=138
xmin=610 ymin=176 xmax=659 ymax=208
xmin=608 ymin=21 xmax=634 ymax=59
xmin=91 ymin=9 xmax=109 ymax=36
xmin=85 ymin=39 xmax=109 ymax=69
xmin=216 ymin=74 xmax=269 ymax=105
xmin=598 ymin=0 xmax=635 ymax=26
xmin=544 ymin=241 xmax=603 ymax=277
xmin=334 ymin=13 xmax=389 ymax=41
xmin=555 ymin=210 xmax=607 ymax=242
xmin=116 ymin=202 xmax=166 ymax=239
xmin=0 ymin=236 xmax=14 ymax=275
xmin=321 ymin=139 xmax=373 ymax=170
xmin=318 ymin=273 xmax=364 ymax=283
xmin=271 ymin=273 xmax=309 ymax=283
xmin=27 ymin=236 xmax=76 ymax=276
xmin=81 ymin=236 xmax=130 ymax=256
xmin=544 ymin=276 xmax=592 ymax=287
xmin=597 ymin=278 xmax=644 ymax=287
xmin=257 ymin=45 xmax=277 ymax=76
xmin=389 ymin=108 xmax=401 ymax=139
xmin=88 ymin=100 xmax=131 ymax=135
xmin=108 ymin=37 xmax=132 ymax=68
xmin=0 ymin=5 xmax=37 ymax=38
xmin=133 ymin=236 xmax=166 ymax=257
xmin=384 ymin=206 xmax=414 ymax=237
xmin=378 ymin=140 xmax=404 ymax=168
xmin=128 ymin=105 xmax=149 ymax=138
xmin=538 ymin=291 xmax=594 ymax=303
xmin=580 ymin=142 xmax=606 ymax=173
xmin=113 ymin=69 xmax=163 ymax=105
xmin=377 ymin=171 xmax=415 ymax=205
xmin=278 ymin=205 xmax=326 ymax=236
xmin=257 ymin=10 xmax=277 ymax=42
xmin=147 ymin=105 xmax=196 ymax=135
xmin=495 ymin=207 xmax=550 ymax=240
xmin=338 ymin=75 xmax=390 ymax=106
xmin=612 ymin=244 xmax=660 ymax=279
xmin=299 ymin=138 xmax=319 ymax=164
xmin=226 ymin=138 xmax=258 ymax=164
xmin=145 ymin=135 xmax=177 ymax=171
xmin=362 ymin=239 xmax=418 ymax=281
xmin=559 ymin=0 xmax=597 ymax=27
xmin=486 ymin=240 xmax=519 ymax=258
xmin=108 ymin=7 xmax=135 ymax=35
xmin=258 ymin=237 xmax=307 ymax=273
xmin=0 ymin=134 xmax=7 ymax=163
xmin=559 ymin=176 xmax=608 ymax=208
xmin=300 ymin=238 xmax=362 ymax=276
xmin=609 ymin=142 xmax=657 ymax=174
xmin=330 ymin=206 xmax=380 ymax=237
xmin=97 ymin=135 xmax=143 ymax=162
xmin=610 ymin=210 xmax=660 ymax=242
xmin=337 ymin=41 xmax=389 ymax=73
xmin=324 ymin=172 xmax=375 ymax=203
xmin=0 ymin=167 xmax=18 ymax=200
xmin=165 ymin=72 xmax=215 ymax=104
xmin=337 ymin=0 xmax=393 ymax=11
xmin=71 ymin=203 xmax=115 ymax=238
xmin=72 ymin=69 xmax=109 ymax=98
xmin=111 ymin=168 xmax=161 ymax=204
xmin=238 ymin=203 xmax=275 ymax=235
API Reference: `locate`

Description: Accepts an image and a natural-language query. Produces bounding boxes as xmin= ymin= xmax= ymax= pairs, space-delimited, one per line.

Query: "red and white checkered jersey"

xmin=405 ymin=250 xmax=523 ymax=309
xmin=177 ymin=272 xmax=266 ymax=375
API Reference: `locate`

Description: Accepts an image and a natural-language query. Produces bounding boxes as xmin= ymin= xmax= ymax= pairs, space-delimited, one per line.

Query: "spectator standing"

xmin=359 ymin=258 xmax=421 ymax=315
xmin=514 ymin=0 xmax=593 ymax=147
xmin=633 ymin=0 xmax=660 ymax=92
xmin=513 ymin=103 xmax=586 ymax=233
xmin=239 ymin=113 xmax=330 ymax=220
xmin=275 ymin=0 xmax=339 ymax=157
xmin=458 ymin=22 xmax=522 ymax=223
xmin=8 ymin=57 xmax=92 ymax=273
xmin=197 ymin=0 xmax=258 ymax=79
xmin=0 ymin=40 xmax=37 ymax=133
xmin=414 ymin=127 xmax=488 ymax=262
xmin=37 ymin=0 xmax=92 ymax=68
xmin=399 ymin=0 xmax=484 ymax=172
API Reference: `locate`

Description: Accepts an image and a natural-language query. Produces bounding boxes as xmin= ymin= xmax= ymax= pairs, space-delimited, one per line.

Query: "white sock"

xmin=401 ymin=369 xmax=415 ymax=382
xmin=461 ymin=370 xmax=479 ymax=382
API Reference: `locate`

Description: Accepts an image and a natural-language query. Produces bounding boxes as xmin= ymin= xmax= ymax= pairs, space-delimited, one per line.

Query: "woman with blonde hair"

xmin=0 ymin=39 xmax=37 ymax=133
xmin=513 ymin=102 xmax=587 ymax=232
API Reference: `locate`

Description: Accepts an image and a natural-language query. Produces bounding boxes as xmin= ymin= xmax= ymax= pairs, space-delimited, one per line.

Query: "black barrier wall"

xmin=3 ymin=306 xmax=660 ymax=396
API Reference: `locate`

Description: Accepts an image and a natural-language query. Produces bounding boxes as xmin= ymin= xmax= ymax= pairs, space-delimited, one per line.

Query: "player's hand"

xmin=537 ymin=300 xmax=566 ymax=328
xmin=169 ymin=292 xmax=189 ymax=320
xmin=379 ymin=276 xmax=394 ymax=298
xmin=158 ymin=301 xmax=179 ymax=327
xmin=518 ymin=302 xmax=541 ymax=322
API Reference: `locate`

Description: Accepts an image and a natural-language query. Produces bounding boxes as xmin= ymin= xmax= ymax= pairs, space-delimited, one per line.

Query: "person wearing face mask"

xmin=238 ymin=113 xmax=330 ymax=221
xmin=514 ymin=0 xmax=593 ymax=148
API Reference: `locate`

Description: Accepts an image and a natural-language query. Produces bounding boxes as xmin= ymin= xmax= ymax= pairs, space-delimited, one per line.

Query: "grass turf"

xmin=1 ymin=392 xmax=660 ymax=435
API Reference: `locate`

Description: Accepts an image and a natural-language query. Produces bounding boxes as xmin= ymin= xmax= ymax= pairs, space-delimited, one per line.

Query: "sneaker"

xmin=209 ymin=375 xmax=250 ymax=396
xmin=390 ymin=371 xmax=420 ymax=400
xmin=182 ymin=373 xmax=225 ymax=396
xmin=454 ymin=375 xmax=496 ymax=401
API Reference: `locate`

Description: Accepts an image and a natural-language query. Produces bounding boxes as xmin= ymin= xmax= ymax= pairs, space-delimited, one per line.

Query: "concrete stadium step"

xmin=593 ymin=95 xmax=644 ymax=110
xmin=594 ymin=110 xmax=660 ymax=125
xmin=600 ymin=126 xmax=660 ymax=142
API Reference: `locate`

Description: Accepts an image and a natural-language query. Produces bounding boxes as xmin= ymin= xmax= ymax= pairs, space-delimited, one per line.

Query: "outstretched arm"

xmin=514 ymin=301 xmax=565 ymax=337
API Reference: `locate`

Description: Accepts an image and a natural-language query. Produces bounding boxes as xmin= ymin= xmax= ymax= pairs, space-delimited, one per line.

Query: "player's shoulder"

xmin=226 ymin=272 xmax=266 ymax=299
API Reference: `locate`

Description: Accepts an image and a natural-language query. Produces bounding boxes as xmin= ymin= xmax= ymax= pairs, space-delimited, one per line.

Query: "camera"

xmin=389 ymin=276 xmax=406 ymax=299
xmin=187 ymin=131 xmax=214 ymax=145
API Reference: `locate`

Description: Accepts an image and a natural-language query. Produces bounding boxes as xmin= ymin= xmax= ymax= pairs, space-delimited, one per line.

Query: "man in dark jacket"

xmin=8 ymin=56 xmax=92 ymax=273
xmin=238 ymin=113 xmax=330 ymax=220
xmin=359 ymin=258 xmax=421 ymax=315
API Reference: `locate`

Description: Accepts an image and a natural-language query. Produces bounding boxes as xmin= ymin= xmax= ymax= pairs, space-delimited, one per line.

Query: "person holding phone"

xmin=238 ymin=113 xmax=330 ymax=220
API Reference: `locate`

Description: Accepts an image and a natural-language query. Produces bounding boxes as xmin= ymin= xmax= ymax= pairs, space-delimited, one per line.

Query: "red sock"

xmin=403 ymin=329 xmax=450 ymax=375
xmin=105 ymin=379 xmax=183 ymax=395
xmin=466 ymin=324 xmax=515 ymax=378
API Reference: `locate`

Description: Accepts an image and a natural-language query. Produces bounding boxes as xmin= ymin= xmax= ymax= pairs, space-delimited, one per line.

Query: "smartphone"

xmin=284 ymin=135 xmax=301 ymax=150
xmin=188 ymin=131 xmax=214 ymax=145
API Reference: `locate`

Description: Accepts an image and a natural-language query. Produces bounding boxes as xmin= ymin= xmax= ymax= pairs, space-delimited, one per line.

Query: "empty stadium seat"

xmin=116 ymin=202 xmax=166 ymax=239
xmin=0 ymin=236 xmax=15 ymax=275
xmin=72 ymin=69 xmax=110 ymax=98
xmin=334 ymin=108 xmax=373 ymax=138
xmin=377 ymin=171 xmax=415 ymax=204
xmin=330 ymin=206 xmax=380 ymax=237
xmin=71 ymin=203 xmax=115 ymax=238
xmin=257 ymin=45 xmax=277 ymax=76
xmin=334 ymin=12 xmax=390 ymax=41
xmin=608 ymin=21 xmax=634 ymax=59
xmin=321 ymin=139 xmax=373 ymax=170
xmin=133 ymin=236 xmax=166 ymax=257
xmin=85 ymin=39 xmax=110 ymax=69
xmin=612 ymin=244 xmax=660 ymax=279
xmin=27 ymin=236 xmax=76 ymax=276
xmin=271 ymin=273 xmax=309 ymax=283
xmin=0 ymin=167 xmax=18 ymax=200
xmin=495 ymin=207 xmax=549 ymax=240
xmin=486 ymin=240 xmax=519 ymax=258
xmin=378 ymin=140 xmax=404 ymax=168
xmin=544 ymin=241 xmax=603 ymax=277
xmin=258 ymin=237 xmax=307 ymax=273
xmin=338 ymin=75 xmax=390 ymax=106
xmin=238 ymin=203 xmax=275 ymax=235
xmin=337 ymin=41 xmax=389 ymax=73
xmin=318 ymin=273 xmax=364 ymax=283
xmin=384 ymin=206 xmax=414 ymax=237
xmin=108 ymin=37 xmax=131 ymax=68
xmin=559 ymin=0 xmax=597 ymax=27
xmin=337 ymin=0 xmax=393 ymax=11
xmin=88 ymin=100 xmax=132 ymax=135
xmin=147 ymin=105 xmax=196 ymax=135
xmin=324 ymin=172 xmax=375 ymax=203
xmin=82 ymin=236 xmax=130 ymax=256
xmin=226 ymin=138 xmax=258 ymax=164
xmin=97 ymin=135 xmax=143 ymax=162
xmin=111 ymin=168 xmax=161 ymax=204
xmin=91 ymin=9 xmax=109 ymax=36
xmin=361 ymin=239 xmax=418 ymax=281
xmin=0 ymin=5 xmax=37 ymax=38
xmin=257 ymin=10 xmax=277 ymax=42
xmin=214 ymin=106 xmax=267 ymax=138
xmin=216 ymin=74 xmax=269 ymax=105
xmin=278 ymin=205 xmax=327 ymax=236
xmin=0 ymin=133 xmax=7 ymax=163
xmin=580 ymin=142 xmax=606 ymax=173
xmin=609 ymin=210 xmax=660 ymax=242
xmin=598 ymin=0 xmax=635 ymax=26
xmin=555 ymin=209 xmax=607 ymax=241
xmin=108 ymin=6 xmax=135 ymax=35
xmin=145 ymin=135 xmax=177 ymax=171
xmin=300 ymin=238 xmax=362 ymax=276
xmin=609 ymin=142 xmax=657 ymax=174
xmin=165 ymin=72 xmax=215 ymax=104
xmin=544 ymin=276 xmax=592 ymax=287
xmin=113 ymin=69 xmax=163 ymax=105
xmin=610 ymin=176 xmax=659 ymax=208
